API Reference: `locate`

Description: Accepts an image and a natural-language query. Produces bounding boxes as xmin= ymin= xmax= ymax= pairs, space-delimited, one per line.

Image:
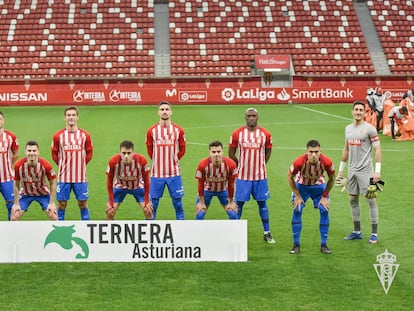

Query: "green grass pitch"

xmin=0 ymin=104 xmax=413 ymax=310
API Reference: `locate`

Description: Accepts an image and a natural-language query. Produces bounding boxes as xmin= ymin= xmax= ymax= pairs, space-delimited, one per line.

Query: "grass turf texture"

xmin=0 ymin=104 xmax=413 ymax=310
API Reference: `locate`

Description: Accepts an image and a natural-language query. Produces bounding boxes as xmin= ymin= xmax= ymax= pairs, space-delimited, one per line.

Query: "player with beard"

xmin=338 ymin=101 xmax=382 ymax=244
xmin=229 ymin=107 xmax=275 ymax=243
xmin=11 ymin=141 xmax=57 ymax=221
xmin=146 ymin=101 xmax=186 ymax=220
xmin=195 ymin=140 xmax=238 ymax=220
xmin=287 ymin=140 xmax=336 ymax=254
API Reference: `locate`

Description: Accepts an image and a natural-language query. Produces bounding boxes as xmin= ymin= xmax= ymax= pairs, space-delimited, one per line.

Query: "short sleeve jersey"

xmin=0 ymin=130 xmax=19 ymax=182
xmin=14 ymin=157 xmax=56 ymax=196
xmin=289 ymin=153 xmax=335 ymax=185
xmin=388 ymin=106 xmax=405 ymax=120
xmin=345 ymin=121 xmax=380 ymax=173
xmin=106 ymin=153 xmax=150 ymax=190
xmin=195 ymin=156 xmax=237 ymax=192
xmin=146 ymin=123 xmax=186 ymax=178
xmin=229 ymin=126 xmax=272 ymax=181
xmin=51 ymin=128 xmax=93 ymax=183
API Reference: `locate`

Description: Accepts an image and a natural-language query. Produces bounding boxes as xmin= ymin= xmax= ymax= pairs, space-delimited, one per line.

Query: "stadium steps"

xmin=154 ymin=2 xmax=171 ymax=77
xmin=353 ymin=1 xmax=391 ymax=75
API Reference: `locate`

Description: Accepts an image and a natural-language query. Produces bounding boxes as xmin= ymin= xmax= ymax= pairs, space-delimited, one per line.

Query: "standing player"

xmin=287 ymin=140 xmax=336 ymax=254
xmin=106 ymin=140 xmax=153 ymax=220
xmin=11 ymin=141 xmax=57 ymax=221
xmin=337 ymin=101 xmax=382 ymax=244
xmin=195 ymin=140 xmax=238 ymax=220
xmin=146 ymin=101 xmax=186 ymax=220
xmin=229 ymin=107 xmax=275 ymax=243
xmin=51 ymin=106 xmax=93 ymax=220
xmin=0 ymin=111 xmax=19 ymax=220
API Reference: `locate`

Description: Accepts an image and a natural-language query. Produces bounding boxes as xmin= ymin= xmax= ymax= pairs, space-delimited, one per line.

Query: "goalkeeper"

xmin=105 ymin=140 xmax=153 ymax=220
xmin=337 ymin=101 xmax=382 ymax=244
xmin=194 ymin=141 xmax=238 ymax=220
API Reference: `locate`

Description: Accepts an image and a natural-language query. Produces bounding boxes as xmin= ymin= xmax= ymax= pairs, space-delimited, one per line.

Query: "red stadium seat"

xmin=1 ymin=0 xmax=409 ymax=78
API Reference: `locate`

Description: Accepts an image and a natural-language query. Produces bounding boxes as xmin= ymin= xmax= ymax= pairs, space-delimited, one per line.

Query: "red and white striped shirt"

xmin=14 ymin=157 xmax=56 ymax=196
xmin=289 ymin=154 xmax=335 ymax=185
xmin=146 ymin=123 xmax=186 ymax=178
xmin=229 ymin=126 xmax=272 ymax=181
xmin=0 ymin=130 xmax=19 ymax=182
xmin=195 ymin=156 xmax=238 ymax=192
xmin=51 ymin=128 xmax=93 ymax=183
xmin=106 ymin=153 xmax=150 ymax=190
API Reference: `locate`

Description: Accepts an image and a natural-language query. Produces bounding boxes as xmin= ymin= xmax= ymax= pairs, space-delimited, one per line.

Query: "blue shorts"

xmin=0 ymin=181 xmax=14 ymax=201
xmin=196 ymin=190 xmax=229 ymax=207
xmin=56 ymin=182 xmax=89 ymax=201
xmin=235 ymin=179 xmax=270 ymax=202
xmin=292 ymin=183 xmax=328 ymax=210
xmin=113 ymin=187 xmax=145 ymax=204
xmin=19 ymin=195 xmax=50 ymax=211
xmin=150 ymin=176 xmax=184 ymax=199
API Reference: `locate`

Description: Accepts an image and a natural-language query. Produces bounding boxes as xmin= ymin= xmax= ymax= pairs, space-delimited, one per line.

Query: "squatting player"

xmin=51 ymin=106 xmax=93 ymax=220
xmin=229 ymin=107 xmax=275 ymax=243
xmin=146 ymin=101 xmax=186 ymax=220
xmin=12 ymin=141 xmax=57 ymax=221
xmin=105 ymin=140 xmax=153 ymax=220
xmin=287 ymin=139 xmax=336 ymax=254
xmin=338 ymin=101 xmax=382 ymax=244
xmin=0 ymin=111 xmax=19 ymax=220
xmin=195 ymin=140 xmax=238 ymax=220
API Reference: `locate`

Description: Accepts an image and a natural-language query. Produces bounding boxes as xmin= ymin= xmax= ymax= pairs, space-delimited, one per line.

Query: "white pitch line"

xmin=186 ymin=106 xmax=412 ymax=152
xmin=295 ymin=105 xmax=353 ymax=121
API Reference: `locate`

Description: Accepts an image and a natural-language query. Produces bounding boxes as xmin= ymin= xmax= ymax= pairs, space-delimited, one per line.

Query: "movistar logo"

xmin=44 ymin=225 xmax=89 ymax=259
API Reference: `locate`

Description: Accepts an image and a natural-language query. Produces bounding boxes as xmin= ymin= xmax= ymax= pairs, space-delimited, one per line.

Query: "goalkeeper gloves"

xmin=335 ymin=176 xmax=347 ymax=192
xmin=365 ymin=178 xmax=385 ymax=199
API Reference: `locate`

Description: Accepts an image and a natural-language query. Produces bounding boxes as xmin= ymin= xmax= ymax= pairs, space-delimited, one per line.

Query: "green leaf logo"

xmin=44 ymin=225 xmax=89 ymax=259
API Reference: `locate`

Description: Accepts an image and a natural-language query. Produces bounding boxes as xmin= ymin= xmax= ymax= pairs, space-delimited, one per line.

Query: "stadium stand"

xmin=0 ymin=0 xmax=411 ymax=79
xmin=0 ymin=0 xmax=155 ymax=79
xmin=169 ymin=0 xmax=374 ymax=76
xmin=367 ymin=0 xmax=414 ymax=74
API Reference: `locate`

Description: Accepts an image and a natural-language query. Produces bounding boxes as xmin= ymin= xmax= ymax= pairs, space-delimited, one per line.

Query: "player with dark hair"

xmin=12 ymin=141 xmax=57 ymax=221
xmin=106 ymin=140 xmax=153 ymax=220
xmin=287 ymin=139 xmax=336 ymax=254
xmin=195 ymin=140 xmax=238 ymax=220
xmin=229 ymin=107 xmax=275 ymax=243
xmin=337 ymin=101 xmax=382 ymax=244
xmin=51 ymin=106 xmax=94 ymax=220
xmin=0 ymin=111 xmax=19 ymax=220
xmin=146 ymin=101 xmax=186 ymax=220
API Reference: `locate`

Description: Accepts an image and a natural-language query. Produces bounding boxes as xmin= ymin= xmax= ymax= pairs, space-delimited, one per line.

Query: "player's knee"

xmin=5 ymin=200 xmax=13 ymax=209
xmin=349 ymin=195 xmax=359 ymax=208
xmin=78 ymin=200 xmax=87 ymax=209
xmin=58 ymin=201 xmax=67 ymax=209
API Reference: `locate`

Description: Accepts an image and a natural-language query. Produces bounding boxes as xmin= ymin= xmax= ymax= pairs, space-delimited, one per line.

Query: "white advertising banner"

xmin=0 ymin=220 xmax=248 ymax=263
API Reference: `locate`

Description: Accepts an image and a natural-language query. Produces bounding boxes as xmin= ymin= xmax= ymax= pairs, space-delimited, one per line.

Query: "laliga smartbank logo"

xmin=373 ymin=249 xmax=399 ymax=294
xmin=44 ymin=225 xmax=89 ymax=259
xmin=221 ymin=88 xmax=354 ymax=102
